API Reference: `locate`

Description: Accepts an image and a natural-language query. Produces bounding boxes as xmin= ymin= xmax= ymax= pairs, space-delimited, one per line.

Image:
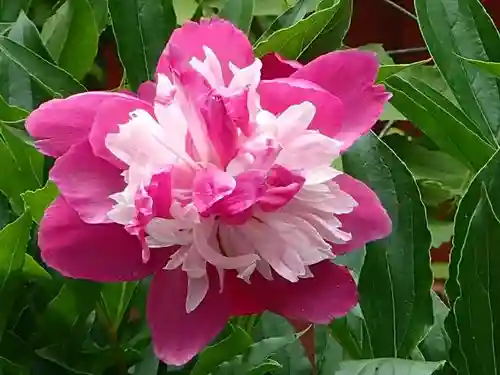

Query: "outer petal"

xmin=39 ymin=197 xmax=170 ymax=282
xmin=50 ymin=141 xmax=125 ymax=224
xmin=291 ymin=50 xmax=391 ymax=150
xmin=258 ymin=79 xmax=344 ymax=139
xmin=138 ymin=81 xmax=157 ymax=104
xmin=147 ymin=268 xmax=230 ymax=365
xmin=261 ymin=53 xmax=302 ymax=80
xmin=157 ymin=18 xmax=254 ymax=84
xmin=26 ymin=92 xmax=128 ymax=157
xmin=89 ymin=95 xmax=155 ymax=169
xmin=333 ymin=173 xmax=392 ymax=254
xmin=254 ymin=261 xmax=357 ymax=323
xmin=225 ymin=272 xmax=266 ymax=316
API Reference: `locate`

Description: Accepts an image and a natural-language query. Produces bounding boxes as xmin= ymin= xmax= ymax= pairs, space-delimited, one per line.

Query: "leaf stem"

xmin=381 ymin=0 xmax=418 ymax=21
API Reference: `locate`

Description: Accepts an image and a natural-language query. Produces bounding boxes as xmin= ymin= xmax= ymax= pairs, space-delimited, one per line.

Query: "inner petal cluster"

xmin=104 ymin=46 xmax=358 ymax=312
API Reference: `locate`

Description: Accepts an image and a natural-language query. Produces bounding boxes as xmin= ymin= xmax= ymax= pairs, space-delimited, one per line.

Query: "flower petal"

xmin=26 ymin=92 xmax=127 ymax=157
xmin=258 ymin=79 xmax=344 ymax=141
xmin=39 ymin=197 xmax=170 ymax=282
xmin=50 ymin=141 xmax=125 ymax=224
xmin=147 ymin=268 xmax=230 ymax=365
xmin=89 ymin=95 xmax=155 ymax=169
xmin=254 ymin=261 xmax=357 ymax=323
xmin=291 ymin=50 xmax=391 ymax=150
xmin=261 ymin=53 xmax=302 ymax=80
xmin=157 ymin=18 xmax=254 ymax=84
xmin=332 ymin=173 xmax=392 ymax=254
xmin=138 ymin=81 xmax=157 ymax=103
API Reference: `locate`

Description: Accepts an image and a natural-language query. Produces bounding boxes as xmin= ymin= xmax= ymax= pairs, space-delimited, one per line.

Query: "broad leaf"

xmin=109 ymin=0 xmax=176 ymax=91
xmin=191 ymin=326 xmax=253 ymax=375
xmin=415 ymin=0 xmax=500 ymax=145
xmin=335 ymin=359 xmax=445 ymax=375
xmin=377 ymin=59 xmax=431 ymax=83
xmin=418 ymin=293 xmax=450 ymax=362
xmin=445 ymin=148 xmax=500 ymax=375
xmin=21 ymin=181 xmax=59 ymax=224
xmin=41 ymin=0 xmax=100 ymax=80
xmin=218 ymin=0 xmax=254 ymax=35
xmin=386 ymin=75 xmax=494 ymax=172
xmin=0 ymin=212 xmax=32 ymax=339
xmin=100 ymin=281 xmax=138 ymax=332
xmin=0 ymin=95 xmax=29 ymax=123
xmin=0 ymin=0 xmax=30 ymax=22
xmin=342 ymin=132 xmax=434 ymax=358
xmin=88 ymin=0 xmax=109 ymax=33
xmin=330 ymin=312 xmax=373 ymax=359
xmin=253 ymin=0 xmax=343 ymax=60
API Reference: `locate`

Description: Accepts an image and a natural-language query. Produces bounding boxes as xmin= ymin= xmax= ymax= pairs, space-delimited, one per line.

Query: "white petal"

xmin=228 ymin=58 xmax=262 ymax=92
xmin=146 ymin=218 xmax=192 ymax=247
xmin=276 ymin=101 xmax=316 ymax=142
xmin=186 ymin=273 xmax=209 ymax=313
xmin=164 ymin=246 xmax=190 ymax=270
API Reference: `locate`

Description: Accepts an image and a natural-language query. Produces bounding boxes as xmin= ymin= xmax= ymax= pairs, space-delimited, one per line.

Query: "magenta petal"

xmin=147 ymin=268 xmax=230 ymax=365
xmin=192 ymin=167 xmax=236 ymax=214
xmin=291 ymin=50 xmax=391 ymax=150
xmin=226 ymin=272 xmax=266 ymax=316
xmin=333 ymin=174 xmax=392 ymax=255
xmin=89 ymin=95 xmax=155 ymax=168
xmin=40 ymin=197 xmax=170 ymax=282
xmin=26 ymin=92 xmax=127 ymax=157
xmin=138 ymin=81 xmax=157 ymax=104
xmin=259 ymin=165 xmax=305 ymax=212
xmin=259 ymin=79 xmax=344 ymax=138
xmin=157 ymin=18 xmax=254 ymax=84
xmin=261 ymin=53 xmax=302 ymax=80
xmin=255 ymin=261 xmax=357 ymax=323
xmin=50 ymin=141 xmax=125 ymax=224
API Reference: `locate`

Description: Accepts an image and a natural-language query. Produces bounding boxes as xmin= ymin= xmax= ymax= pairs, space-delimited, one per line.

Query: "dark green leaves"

xmin=218 ymin=0 xmax=254 ymax=34
xmin=415 ymin=0 xmax=500 ymax=145
xmin=342 ymin=132 xmax=434 ymax=358
xmin=41 ymin=0 xmax=100 ymax=80
xmin=109 ymin=0 xmax=176 ymax=91
xmin=0 ymin=212 xmax=32 ymax=339
xmin=335 ymin=359 xmax=445 ymax=375
xmin=445 ymin=149 xmax=500 ymax=375
xmin=254 ymin=0 xmax=349 ymax=60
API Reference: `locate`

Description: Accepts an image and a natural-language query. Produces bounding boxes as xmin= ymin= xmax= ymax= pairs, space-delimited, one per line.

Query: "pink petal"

xmin=259 ymin=165 xmax=305 ymax=212
xmin=332 ymin=173 xmax=392 ymax=254
xmin=138 ymin=81 xmax=157 ymax=104
xmin=226 ymin=271 xmax=266 ymax=316
xmin=39 ymin=197 xmax=170 ymax=282
xmin=291 ymin=50 xmax=391 ymax=150
xmin=50 ymin=141 xmax=125 ymax=224
xmin=147 ymin=268 xmax=230 ymax=365
xmin=192 ymin=167 xmax=236 ymax=214
xmin=254 ymin=261 xmax=357 ymax=323
xmin=157 ymin=18 xmax=254 ymax=84
xmin=26 ymin=92 xmax=127 ymax=157
xmin=261 ymin=53 xmax=302 ymax=80
xmin=89 ymin=95 xmax=155 ymax=169
xmin=258 ymin=79 xmax=344 ymax=139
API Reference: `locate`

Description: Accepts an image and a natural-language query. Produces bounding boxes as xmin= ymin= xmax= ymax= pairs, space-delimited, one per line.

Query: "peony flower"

xmin=27 ymin=19 xmax=392 ymax=365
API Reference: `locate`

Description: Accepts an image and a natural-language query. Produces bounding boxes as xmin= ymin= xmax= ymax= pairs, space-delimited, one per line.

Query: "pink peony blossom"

xmin=27 ymin=19 xmax=392 ymax=365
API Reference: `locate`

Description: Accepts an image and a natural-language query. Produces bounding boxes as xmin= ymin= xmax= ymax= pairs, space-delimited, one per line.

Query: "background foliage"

xmin=0 ymin=0 xmax=499 ymax=374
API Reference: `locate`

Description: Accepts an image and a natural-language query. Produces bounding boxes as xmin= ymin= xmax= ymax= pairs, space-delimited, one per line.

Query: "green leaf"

xmin=88 ymin=0 xmax=109 ymax=33
xmin=377 ymin=59 xmax=431 ymax=83
xmin=460 ymin=57 xmax=500 ymax=79
xmin=445 ymin=148 xmax=500 ymax=375
xmin=109 ymin=0 xmax=177 ymax=91
xmin=0 ymin=35 xmax=85 ymax=98
xmin=0 ymin=125 xmax=44 ymax=213
xmin=386 ymin=75 xmax=494 ymax=172
xmin=330 ymin=311 xmax=373 ymax=359
xmin=219 ymin=0 xmax=254 ymax=34
xmin=0 ymin=212 xmax=32 ymax=339
xmin=191 ymin=326 xmax=253 ymax=375
xmin=21 ymin=181 xmax=59 ymax=224
xmin=299 ymin=0 xmax=352 ymax=61
xmin=335 ymin=359 xmax=445 ymax=375
xmin=253 ymin=0 xmax=343 ymax=60
xmin=100 ymin=281 xmax=138 ymax=332
xmin=172 ymin=0 xmax=198 ymax=23
xmin=247 ymin=359 xmax=282 ymax=375
xmin=253 ymin=0 xmax=297 ymax=16
xmin=41 ymin=0 xmax=100 ymax=80
xmin=0 ymin=0 xmax=30 ymax=22
xmin=418 ymin=293 xmax=450 ymax=362
xmin=0 ymin=95 xmax=29 ymax=123
xmin=133 ymin=345 xmax=159 ymax=375
xmin=342 ymin=132 xmax=434 ymax=358
xmin=22 ymin=254 xmax=52 ymax=283
xmin=415 ymin=0 xmax=500 ymax=145
xmin=428 ymin=220 xmax=454 ymax=249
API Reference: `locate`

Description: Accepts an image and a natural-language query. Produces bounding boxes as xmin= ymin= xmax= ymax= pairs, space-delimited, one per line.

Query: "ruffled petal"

xmin=157 ymin=18 xmax=254 ymax=84
xmin=254 ymin=261 xmax=357 ymax=323
xmin=147 ymin=268 xmax=230 ymax=365
xmin=26 ymin=92 xmax=128 ymax=157
xmin=291 ymin=50 xmax=391 ymax=150
xmin=260 ymin=53 xmax=302 ymax=80
xmin=39 ymin=197 xmax=170 ymax=282
xmin=50 ymin=141 xmax=125 ymax=224
xmin=332 ymin=174 xmax=392 ymax=254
